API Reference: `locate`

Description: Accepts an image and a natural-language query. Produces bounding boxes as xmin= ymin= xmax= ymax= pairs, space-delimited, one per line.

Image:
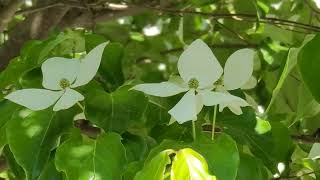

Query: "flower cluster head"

xmin=5 ymin=42 xmax=108 ymax=111
xmin=132 ymin=39 xmax=255 ymax=124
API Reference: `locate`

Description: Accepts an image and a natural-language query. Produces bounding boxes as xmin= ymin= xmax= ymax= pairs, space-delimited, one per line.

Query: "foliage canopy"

xmin=1 ymin=0 xmax=320 ymax=180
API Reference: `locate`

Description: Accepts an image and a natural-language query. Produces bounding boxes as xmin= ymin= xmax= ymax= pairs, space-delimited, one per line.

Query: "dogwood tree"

xmin=0 ymin=0 xmax=320 ymax=180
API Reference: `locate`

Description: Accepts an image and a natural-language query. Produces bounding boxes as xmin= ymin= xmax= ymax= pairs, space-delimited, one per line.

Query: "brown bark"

xmin=0 ymin=0 xmax=24 ymax=33
xmin=58 ymin=4 xmax=146 ymax=29
xmin=0 ymin=0 xmax=70 ymax=70
xmin=0 ymin=1 xmax=148 ymax=70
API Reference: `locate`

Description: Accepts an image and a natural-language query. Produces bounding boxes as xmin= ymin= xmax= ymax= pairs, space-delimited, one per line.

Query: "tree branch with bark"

xmin=0 ymin=0 xmax=24 ymax=33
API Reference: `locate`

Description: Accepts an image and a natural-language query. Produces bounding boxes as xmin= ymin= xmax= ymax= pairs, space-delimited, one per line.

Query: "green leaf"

xmin=298 ymin=34 xmax=320 ymax=103
xmin=85 ymin=86 xmax=148 ymax=133
xmin=55 ymin=131 xmax=127 ymax=180
xmin=236 ymin=153 xmax=269 ymax=180
xmin=85 ymin=34 xmax=125 ymax=88
xmin=255 ymin=117 xmax=271 ymax=135
xmin=188 ymin=0 xmax=212 ymax=6
xmin=85 ymin=34 xmax=107 ymax=52
xmin=150 ymin=122 xmax=192 ymax=142
xmin=100 ymin=43 xmax=125 ymax=88
xmin=123 ymin=162 xmax=143 ymax=180
xmin=130 ymin=32 xmax=145 ymax=42
xmin=171 ymin=148 xmax=216 ymax=180
xmin=194 ymin=133 xmax=239 ymax=180
xmin=0 ymin=100 xmax=18 ymax=129
xmin=6 ymin=109 xmax=74 ymax=180
xmin=144 ymin=100 xmax=171 ymax=128
xmin=122 ymin=133 xmax=148 ymax=162
xmin=297 ymin=83 xmax=320 ymax=121
xmin=3 ymin=145 xmax=26 ymax=179
xmin=0 ymin=31 xmax=83 ymax=89
xmin=146 ymin=133 xmax=239 ymax=180
xmin=0 ymin=41 xmax=41 ymax=89
xmin=36 ymin=31 xmax=78 ymax=64
xmin=38 ymin=158 xmax=63 ymax=180
xmin=134 ymin=150 xmax=174 ymax=180
xmin=217 ymin=108 xmax=294 ymax=172
xmin=266 ymin=34 xmax=315 ymax=113
xmin=0 ymin=100 xmax=18 ymax=150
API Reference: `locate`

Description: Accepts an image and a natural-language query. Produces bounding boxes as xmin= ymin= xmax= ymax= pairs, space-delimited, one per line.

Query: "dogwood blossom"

xmin=132 ymin=39 xmax=223 ymax=123
xmin=201 ymin=48 xmax=255 ymax=115
xmin=5 ymin=42 xmax=108 ymax=111
xmin=132 ymin=39 xmax=255 ymax=123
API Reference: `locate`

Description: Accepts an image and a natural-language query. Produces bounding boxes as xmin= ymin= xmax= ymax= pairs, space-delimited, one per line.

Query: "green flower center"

xmin=59 ymin=78 xmax=70 ymax=89
xmin=214 ymin=78 xmax=223 ymax=86
xmin=188 ymin=78 xmax=199 ymax=89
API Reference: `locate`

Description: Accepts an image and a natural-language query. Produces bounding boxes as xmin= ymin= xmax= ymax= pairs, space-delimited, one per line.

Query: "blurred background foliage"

xmin=1 ymin=0 xmax=320 ymax=179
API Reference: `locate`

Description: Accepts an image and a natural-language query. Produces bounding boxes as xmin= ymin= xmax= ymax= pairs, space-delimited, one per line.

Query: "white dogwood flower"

xmin=132 ymin=39 xmax=223 ymax=123
xmin=5 ymin=42 xmax=108 ymax=111
xmin=200 ymin=48 xmax=255 ymax=115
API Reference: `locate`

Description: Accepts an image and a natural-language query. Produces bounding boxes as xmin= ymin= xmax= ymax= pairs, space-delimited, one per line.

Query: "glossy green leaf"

xmin=38 ymin=158 xmax=63 ymax=180
xmin=6 ymin=109 xmax=74 ymax=180
xmin=123 ymin=162 xmax=143 ymax=180
xmin=255 ymin=117 xmax=271 ymax=134
xmin=171 ymin=148 xmax=216 ymax=180
xmin=217 ymin=108 xmax=294 ymax=172
xmin=146 ymin=133 xmax=239 ymax=180
xmin=3 ymin=145 xmax=26 ymax=179
xmin=0 ymin=100 xmax=18 ymax=150
xmin=85 ymin=86 xmax=148 ymax=133
xmin=122 ymin=133 xmax=148 ymax=162
xmin=266 ymin=34 xmax=315 ymax=113
xmin=194 ymin=133 xmax=239 ymax=180
xmin=0 ymin=41 xmax=40 ymax=89
xmin=55 ymin=131 xmax=127 ymax=180
xmin=100 ymin=43 xmax=125 ymax=88
xmin=134 ymin=150 xmax=173 ymax=180
xmin=85 ymin=34 xmax=107 ymax=52
xmin=298 ymin=34 xmax=320 ymax=103
xmin=236 ymin=153 xmax=269 ymax=180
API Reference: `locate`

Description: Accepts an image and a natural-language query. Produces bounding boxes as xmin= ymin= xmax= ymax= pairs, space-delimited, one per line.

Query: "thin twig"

xmin=13 ymin=1 xmax=320 ymax=32
xmin=0 ymin=0 xmax=24 ymax=33
xmin=74 ymin=120 xmax=101 ymax=139
xmin=15 ymin=1 xmax=86 ymax=15
xmin=292 ymin=135 xmax=320 ymax=144
xmin=273 ymin=24 xmax=311 ymax=34
xmin=214 ymin=19 xmax=250 ymax=44
xmin=142 ymin=6 xmax=320 ymax=32
xmin=304 ymin=0 xmax=320 ymax=14
xmin=160 ymin=43 xmax=259 ymax=54
xmin=272 ymin=171 xmax=318 ymax=179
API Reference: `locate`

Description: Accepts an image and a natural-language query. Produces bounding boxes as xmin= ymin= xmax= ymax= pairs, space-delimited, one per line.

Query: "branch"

xmin=272 ymin=171 xmax=317 ymax=179
xmin=161 ymin=43 xmax=259 ymax=54
xmin=214 ymin=19 xmax=250 ymax=44
xmin=15 ymin=1 xmax=86 ymax=15
xmin=0 ymin=0 xmax=24 ymax=33
xmin=141 ymin=5 xmax=320 ymax=32
xmin=304 ymin=0 xmax=320 ymax=14
xmin=0 ymin=156 xmax=7 ymax=173
xmin=16 ymin=2 xmax=320 ymax=32
xmin=1 ymin=1 xmax=319 ymax=71
xmin=291 ymin=135 xmax=320 ymax=144
xmin=58 ymin=3 xmax=147 ymax=29
xmin=74 ymin=120 xmax=101 ymax=139
xmin=0 ymin=1 xmax=70 ymax=70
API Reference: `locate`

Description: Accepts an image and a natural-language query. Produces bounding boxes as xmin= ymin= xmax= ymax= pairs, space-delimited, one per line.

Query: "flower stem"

xmin=192 ymin=120 xmax=196 ymax=140
xmin=211 ymin=105 xmax=218 ymax=140
xmin=77 ymin=102 xmax=84 ymax=111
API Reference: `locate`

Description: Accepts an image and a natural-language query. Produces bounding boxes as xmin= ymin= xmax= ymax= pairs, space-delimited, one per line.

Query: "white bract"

xmin=132 ymin=39 xmax=255 ymax=124
xmin=5 ymin=42 xmax=108 ymax=111
xmin=203 ymin=48 xmax=256 ymax=115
